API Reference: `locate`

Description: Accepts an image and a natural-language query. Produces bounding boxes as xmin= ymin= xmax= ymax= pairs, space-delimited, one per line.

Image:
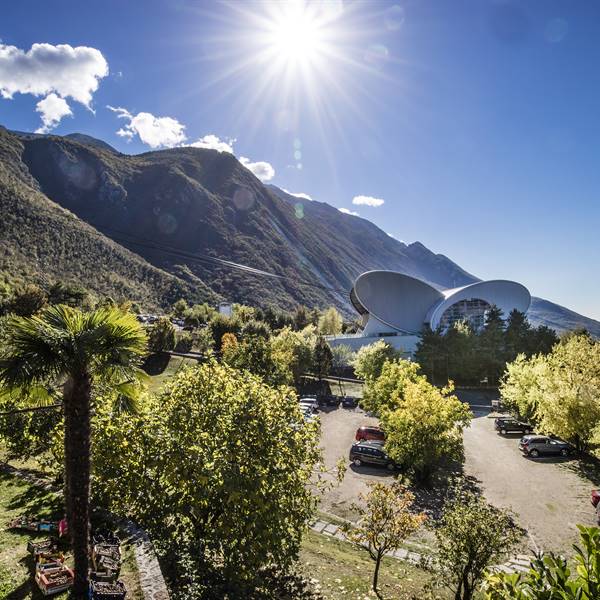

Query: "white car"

xmin=299 ymin=397 xmax=318 ymax=413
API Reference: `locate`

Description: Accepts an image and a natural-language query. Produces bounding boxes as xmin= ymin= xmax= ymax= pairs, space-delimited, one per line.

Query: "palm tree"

xmin=0 ymin=305 xmax=147 ymax=598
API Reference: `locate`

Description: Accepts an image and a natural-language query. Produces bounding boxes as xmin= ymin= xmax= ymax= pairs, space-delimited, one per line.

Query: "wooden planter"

xmin=89 ymin=579 xmax=127 ymax=599
xmin=35 ymin=563 xmax=74 ymax=596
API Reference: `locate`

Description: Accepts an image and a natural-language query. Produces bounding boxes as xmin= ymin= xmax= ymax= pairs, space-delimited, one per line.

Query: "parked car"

xmin=349 ymin=440 xmax=398 ymax=470
xmin=592 ymin=490 xmax=600 ymax=525
xmin=299 ymin=397 xmax=318 ymax=413
xmin=318 ymin=394 xmax=341 ymax=407
xmin=494 ymin=417 xmax=533 ymax=435
xmin=300 ymin=405 xmax=318 ymax=423
xmin=519 ymin=435 xmax=572 ymax=458
xmin=342 ymin=396 xmax=358 ymax=408
xmin=355 ymin=426 xmax=385 ymax=442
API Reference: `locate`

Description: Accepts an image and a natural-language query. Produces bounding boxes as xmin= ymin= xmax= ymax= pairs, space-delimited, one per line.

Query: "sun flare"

xmin=266 ymin=8 xmax=324 ymax=66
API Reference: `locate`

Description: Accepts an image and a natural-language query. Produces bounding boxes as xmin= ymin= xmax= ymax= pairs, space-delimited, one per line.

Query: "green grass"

xmin=300 ymin=529 xmax=444 ymax=600
xmin=0 ymin=470 xmax=143 ymax=599
xmin=146 ymin=355 xmax=199 ymax=394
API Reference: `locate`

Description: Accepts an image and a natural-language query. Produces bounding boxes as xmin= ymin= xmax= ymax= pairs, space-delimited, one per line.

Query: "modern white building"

xmin=328 ymin=271 xmax=531 ymax=355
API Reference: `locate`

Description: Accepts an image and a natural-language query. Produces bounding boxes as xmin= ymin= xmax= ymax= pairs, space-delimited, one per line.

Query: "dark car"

xmin=494 ymin=417 xmax=533 ymax=435
xmin=349 ymin=440 xmax=398 ymax=470
xmin=355 ymin=426 xmax=385 ymax=442
xmin=318 ymin=394 xmax=341 ymax=407
xmin=519 ymin=435 xmax=572 ymax=458
xmin=342 ymin=396 xmax=358 ymax=408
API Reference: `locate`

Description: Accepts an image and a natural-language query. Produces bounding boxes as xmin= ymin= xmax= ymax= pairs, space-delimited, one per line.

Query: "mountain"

xmin=0 ymin=126 xmax=598 ymax=336
xmin=0 ymin=128 xmax=215 ymax=309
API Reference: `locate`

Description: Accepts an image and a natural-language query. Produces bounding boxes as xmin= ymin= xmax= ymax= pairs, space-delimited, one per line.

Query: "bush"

xmin=148 ymin=317 xmax=176 ymax=352
xmin=174 ymin=332 xmax=193 ymax=353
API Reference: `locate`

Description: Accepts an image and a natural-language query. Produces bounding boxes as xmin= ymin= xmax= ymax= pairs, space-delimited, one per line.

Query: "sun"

xmin=266 ymin=6 xmax=324 ymax=66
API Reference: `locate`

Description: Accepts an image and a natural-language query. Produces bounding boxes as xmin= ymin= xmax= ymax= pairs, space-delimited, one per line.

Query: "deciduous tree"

xmin=318 ymin=306 xmax=343 ymax=335
xmin=93 ymin=361 xmax=323 ymax=592
xmin=382 ymin=378 xmax=472 ymax=482
xmin=148 ymin=316 xmax=176 ymax=353
xmin=352 ymin=340 xmax=399 ymax=382
xmin=344 ymin=482 xmax=426 ymax=596
xmin=432 ymin=489 xmax=521 ymax=600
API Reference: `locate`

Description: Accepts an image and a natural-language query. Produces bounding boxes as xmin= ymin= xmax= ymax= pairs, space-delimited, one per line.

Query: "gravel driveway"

xmin=318 ymin=406 xmax=395 ymax=521
xmin=318 ymin=389 xmax=600 ymax=554
xmin=463 ymin=405 xmax=598 ymax=553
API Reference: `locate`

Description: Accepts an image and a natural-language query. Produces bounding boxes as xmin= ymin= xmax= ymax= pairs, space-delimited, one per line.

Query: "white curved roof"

xmin=352 ymin=271 xmax=444 ymax=334
xmin=426 ymin=280 xmax=531 ymax=329
xmin=350 ymin=272 xmax=531 ymax=335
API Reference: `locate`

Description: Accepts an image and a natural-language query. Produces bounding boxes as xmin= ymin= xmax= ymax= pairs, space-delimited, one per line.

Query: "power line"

xmin=89 ymin=224 xmax=351 ymax=297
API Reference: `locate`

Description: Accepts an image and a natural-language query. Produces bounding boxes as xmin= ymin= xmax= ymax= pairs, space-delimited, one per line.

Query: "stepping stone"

xmin=408 ymin=551 xmax=421 ymax=563
xmin=393 ymin=548 xmax=408 ymax=559
xmin=323 ymin=523 xmax=339 ymax=536
xmin=312 ymin=520 xmax=328 ymax=533
xmin=334 ymin=530 xmax=346 ymax=541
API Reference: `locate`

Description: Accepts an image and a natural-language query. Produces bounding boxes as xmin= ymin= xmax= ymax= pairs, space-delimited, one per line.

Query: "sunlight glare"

xmin=266 ymin=5 xmax=324 ymax=67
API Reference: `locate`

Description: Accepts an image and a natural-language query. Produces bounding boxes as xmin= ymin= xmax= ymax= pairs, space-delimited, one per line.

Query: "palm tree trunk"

xmin=63 ymin=373 xmax=92 ymax=599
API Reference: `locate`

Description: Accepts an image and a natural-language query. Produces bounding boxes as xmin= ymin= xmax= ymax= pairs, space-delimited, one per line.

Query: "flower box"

xmin=89 ymin=579 xmax=127 ymax=599
xmin=35 ymin=564 xmax=74 ymax=596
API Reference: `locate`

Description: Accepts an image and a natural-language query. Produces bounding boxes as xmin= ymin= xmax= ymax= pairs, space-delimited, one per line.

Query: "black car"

xmin=494 ymin=417 xmax=533 ymax=435
xmin=318 ymin=394 xmax=341 ymax=407
xmin=519 ymin=435 xmax=573 ymax=458
xmin=342 ymin=396 xmax=358 ymax=408
xmin=349 ymin=440 xmax=398 ymax=471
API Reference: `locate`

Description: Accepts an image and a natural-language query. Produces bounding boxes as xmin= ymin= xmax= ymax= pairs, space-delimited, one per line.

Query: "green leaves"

xmin=433 ymin=489 xmax=521 ymax=600
xmin=500 ymin=334 xmax=600 ymax=452
xmin=364 ymin=359 xmax=472 ymax=482
xmin=92 ymin=359 xmax=323 ymax=587
xmin=484 ymin=526 xmax=600 ymax=599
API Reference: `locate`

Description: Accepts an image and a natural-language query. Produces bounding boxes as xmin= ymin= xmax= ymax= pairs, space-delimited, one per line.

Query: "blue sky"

xmin=1 ymin=0 xmax=599 ymax=319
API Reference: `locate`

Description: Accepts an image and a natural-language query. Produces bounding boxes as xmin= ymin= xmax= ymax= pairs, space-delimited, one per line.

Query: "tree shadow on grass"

xmin=5 ymin=479 xmax=62 ymax=517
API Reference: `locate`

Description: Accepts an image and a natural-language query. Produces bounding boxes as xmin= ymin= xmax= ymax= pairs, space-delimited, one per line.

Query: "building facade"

xmin=328 ymin=271 xmax=531 ymax=355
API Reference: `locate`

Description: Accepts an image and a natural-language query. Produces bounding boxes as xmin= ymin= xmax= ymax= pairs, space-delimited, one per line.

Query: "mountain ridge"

xmin=1 ymin=127 xmax=598 ymax=337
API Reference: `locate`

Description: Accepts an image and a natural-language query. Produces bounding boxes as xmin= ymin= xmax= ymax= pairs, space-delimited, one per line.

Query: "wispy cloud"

xmin=283 ymin=188 xmax=313 ymax=201
xmin=339 ymin=207 xmax=360 ymax=216
xmin=0 ymin=41 xmax=108 ymax=132
xmin=352 ymin=194 xmax=384 ymax=207
xmin=107 ymin=106 xmax=187 ymax=148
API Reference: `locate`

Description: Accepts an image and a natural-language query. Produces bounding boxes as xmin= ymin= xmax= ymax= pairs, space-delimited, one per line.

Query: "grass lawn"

xmin=146 ymin=354 xmax=199 ymax=394
xmin=300 ymin=529 xmax=445 ymax=600
xmin=0 ymin=470 xmax=143 ymax=599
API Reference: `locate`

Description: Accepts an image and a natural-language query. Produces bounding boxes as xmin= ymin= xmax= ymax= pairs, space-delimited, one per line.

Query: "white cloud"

xmin=283 ymin=188 xmax=313 ymax=201
xmin=0 ymin=42 xmax=108 ymax=104
xmin=35 ymin=93 xmax=72 ymax=133
xmin=339 ymin=207 xmax=360 ymax=216
xmin=0 ymin=42 xmax=108 ymax=131
xmin=240 ymin=156 xmax=275 ymax=182
xmin=107 ymin=106 xmax=187 ymax=148
xmin=189 ymin=134 xmax=234 ymax=153
xmin=352 ymin=194 xmax=385 ymax=207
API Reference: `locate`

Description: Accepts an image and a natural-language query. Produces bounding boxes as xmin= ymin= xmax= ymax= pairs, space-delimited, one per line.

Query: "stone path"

xmin=311 ymin=516 xmax=535 ymax=574
xmin=0 ymin=462 xmax=170 ymax=599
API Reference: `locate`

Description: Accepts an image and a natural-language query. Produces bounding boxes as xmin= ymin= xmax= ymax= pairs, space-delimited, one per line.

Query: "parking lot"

xmin=464 ymin=404 xmax=597 ymax=553
xmin=318 ymin=390 xmax=599 ymax=554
